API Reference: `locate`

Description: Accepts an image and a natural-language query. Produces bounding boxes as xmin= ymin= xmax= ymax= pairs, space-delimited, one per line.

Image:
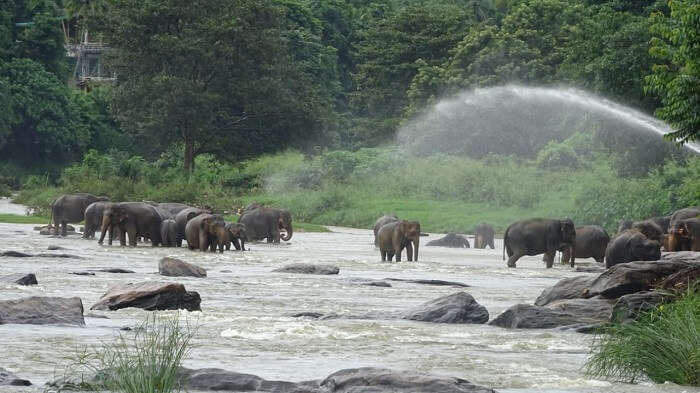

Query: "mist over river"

xmin=0 ymin=211 xmax=695 ymax=392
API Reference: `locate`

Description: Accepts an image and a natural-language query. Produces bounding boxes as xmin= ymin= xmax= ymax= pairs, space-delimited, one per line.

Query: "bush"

xmin=536 ymin=140 xmax=581 ymax=169
xmin=54 ymin=314 xmax=197 ymax=393
xmin=585 ymin=290 xmax=700 ymax=385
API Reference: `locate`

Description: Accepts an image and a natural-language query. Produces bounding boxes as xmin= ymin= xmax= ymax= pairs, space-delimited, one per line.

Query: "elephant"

xmin=426 ymin=232 xmax=470 ymax=248
xmin=670 ymin=206 xmax=700 ymax=225
xmin=473 ymin=223 xmax=495 ymax=249
xmin=50 ymin=193 xmax=109 ymax=236
xmin=503 ymin=218 xmax=576 ymax=268
xmin=373 ymin=214 xmax=399 ymax=246
xmin=667 ymin=217 xmax=700 ymax=251
xmin=158 ymin=202 xmax=192 ymax=215
xmin=617 ymin=220 xmax=633 ymax=234
xmin=98 ymin=202 xmax=164 ymax=247
xmin=83 ymin=201 xmax=114 ymax=239
xmin=239 ymin=202 xmax=263 ymax=215
xmin=238 ymin=207 xmax=293 ymax=243
xmin=174 ymin=207 xmax=210 ymax=247
xmin=560 ymin=225 xmax=610 ymax=264
xmin=224 ymin=222 xmax=247 ymax=251
xmin=160 ymin=219 xmax=178 ymax=247
xmin=185 ymin=214 xmax=228 ymax=252
xmin=630 ymin=220 xmax=664 ymax=243
xmin=649 ymin=215 xmax=671 ymax=234
xmin=605 ymin=230 xmax=661 ymax=268
xmin=376 ymin=220 xmax=421 ymax=262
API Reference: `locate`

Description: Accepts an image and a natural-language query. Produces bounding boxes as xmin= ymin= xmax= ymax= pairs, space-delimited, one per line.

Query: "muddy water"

xmin=0 ymin=216 xmax=694 ymax=392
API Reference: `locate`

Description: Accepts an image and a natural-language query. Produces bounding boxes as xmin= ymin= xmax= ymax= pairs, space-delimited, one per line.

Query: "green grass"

xmin=0 ymin=214 xmax=50 ymax=224
xmin=585 ymin=291 xmax=700 ymax=386
xmin=54 ymin=314 xmax=196 ymax=393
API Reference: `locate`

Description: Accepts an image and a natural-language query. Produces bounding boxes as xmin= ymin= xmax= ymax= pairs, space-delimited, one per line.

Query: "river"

xmin=0 ymin=199 xmax=694 ymax=392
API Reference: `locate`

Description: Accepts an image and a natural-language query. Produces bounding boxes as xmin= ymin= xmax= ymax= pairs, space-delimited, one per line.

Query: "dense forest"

xmin=1 ymin=0 xmax=699 ymax=231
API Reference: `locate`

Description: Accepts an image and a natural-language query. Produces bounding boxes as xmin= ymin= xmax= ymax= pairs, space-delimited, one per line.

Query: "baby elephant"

xmin=605 ymin=230 xmax=661 ymax=268
xmin=225 ymin=222 xmax=247 ymax=251
xmin=160 ymin=219 xmax=178 ymax=247
xmin=377 ymin=220 xmax=421 ymax=262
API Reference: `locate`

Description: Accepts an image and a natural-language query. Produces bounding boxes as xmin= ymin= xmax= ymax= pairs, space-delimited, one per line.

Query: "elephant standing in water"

xmin=473 ymin=223 xmax=495 ymax=249
xmin=373 ymin=214 xmax=399 ymax=246
xmin=160 ymin=219 xmax=178 ymax=247
xmin=503 ymin=218 xmax=576 ymax=268
xmin=185 ymin=214 xmax=228 ymax=252
xmin=560 ymin=225 xmax=609 ymax=264
xmin=51 ymin=193 xmax=109 ymax=236
xmin=377 ymin=220 xmax=421 ymax=262
xmin=98 ymin=202 xmax=164 ymax=246
xmin=225 ymin=222 xmax=247 ymax=250
xmin=238 ymin=206 xmax=293 ymax=243
xmin=605 ymin=230 xmax=661 ymax=268
xmin=158 ymin=202 xmax=192 ymax=216
xmin=84 ymin=201 xmax=120 ymax=243
xmin=174 ymin=207 xmax=210 ymax=247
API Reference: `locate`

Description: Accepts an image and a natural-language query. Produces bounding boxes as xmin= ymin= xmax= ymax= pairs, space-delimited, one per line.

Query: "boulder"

xmin=344 ymin=278 xmax=392 ymax=287
xmin=544 ymin=297 xmax=614 ymax=321
xmin=179 ymin=367 xmax=317 ymax=393
xmin=320 ymin=368 xmax=495 ymax=393
xmin=0 ymin=251 xmax=31 ymax=257
xmin=0 ymin=367 xmax=31 ymax=386
xmin=426 ymin=233 xmax=470 ymax=248
xmin=47 ymin=245 xmax=68 ymax=250
xmin=586 ymin=258 xmax=698 ymax=299
xmin=0 ymin=273 xmax=37 ymax=286
xmin=158 ymin=257 xmax=207 ymax=278
xmin=489 ymin=304 xmax=597 ymax=329
xmin=91 ymin=282 xmax=201 ymax=311
xmin=534 ymin=276 xmax=597 ymax=306
xmin=385 ymin=278 xmax=469 ymax=287
xmin=272 ymin=263 xmax=339 ymax=275
xmin=658 ymin=264 xmax=700 ymax=294
xmin=91 ymin=268 xmax=135 ymax=274
xmin=402 ymin=292 xmax=489 ymax=324
xmin=611 ymin=291 xmax=666 ymax=323
xmin=0 ymin=296 xmax=84 ymax=326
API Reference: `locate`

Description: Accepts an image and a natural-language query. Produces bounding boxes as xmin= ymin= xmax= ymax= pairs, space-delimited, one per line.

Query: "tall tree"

xmin=646 ymin=0 xmax=700 ymax=143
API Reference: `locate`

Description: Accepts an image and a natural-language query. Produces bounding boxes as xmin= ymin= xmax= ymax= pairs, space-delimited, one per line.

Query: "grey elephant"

xmin=373 ymin=214 xmax=399 ymax=246
xmin=377 ymin=220 xmax=421 ymax=262
xmin=667 ymin=217 xmax=700 ymax=251
xmin=630 ymin=220 xmax=663 ymax=243
xmin=160 ymin=219 xmax=178 ymax=247
xmin=560 ymin=225 xmax=609 ymax=264
xmin=224 ymin=222 xmax=247 ymax=251
xmin=503 ymin=218 xmax=576 ymax=268
xmin=185 ymin=214 xmax=228 ymax=252
xmin=83 ymin=201 xmax=115 ymax=240
xmin=426 ymin=232 xmax=469 ymax=248
xmin=605 ymin=230 xmax=661 ymax=268
xmin=158 ymin=202 xmax=192 ymax=215
xmin=98 ymin=202 xmax=164 ymax=247
xmin=174 ymin=207 xmax=210 ymax=247
xmin=50 ymin=193 xmax=109 ymax=236
xmin=473 ymin=223 xmax=495 ymax=249
xmin=238 ymin=206 xmax=293 ymax=243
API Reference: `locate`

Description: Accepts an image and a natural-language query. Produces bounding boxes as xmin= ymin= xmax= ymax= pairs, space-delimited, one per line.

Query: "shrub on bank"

xmin=585 ymin=290 xmax=700 ymax=386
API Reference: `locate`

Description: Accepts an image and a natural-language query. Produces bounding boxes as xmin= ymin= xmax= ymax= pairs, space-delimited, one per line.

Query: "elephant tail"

xmin=502 ymin=227 xmax=508 ymax=261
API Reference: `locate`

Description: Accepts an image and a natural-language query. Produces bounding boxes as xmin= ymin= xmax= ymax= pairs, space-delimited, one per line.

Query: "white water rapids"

xmin=0 ymin=199 xmax=693 ymax=392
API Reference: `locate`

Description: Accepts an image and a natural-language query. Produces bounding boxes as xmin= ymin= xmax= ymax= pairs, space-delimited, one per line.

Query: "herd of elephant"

xmin=49 ymin=193 xmax=293 ymax=251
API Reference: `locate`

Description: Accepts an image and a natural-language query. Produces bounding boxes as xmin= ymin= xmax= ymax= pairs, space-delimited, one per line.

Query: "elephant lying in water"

xmin=503 ymin=218 xmax=576 ymax=268
xmin=426 ymin=233 xmax=469 ymax=248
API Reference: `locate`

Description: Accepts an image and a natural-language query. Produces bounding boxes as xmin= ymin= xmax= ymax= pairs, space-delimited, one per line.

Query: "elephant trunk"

xmin=281 ymin=222 xmax=293 ymax=241
xmin=98 ymin=214 xmax=110 ymax=244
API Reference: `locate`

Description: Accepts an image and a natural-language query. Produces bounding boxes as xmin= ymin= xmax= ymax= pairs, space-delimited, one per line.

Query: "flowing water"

xmin=0 ymin=199 xmax=696 ymax=392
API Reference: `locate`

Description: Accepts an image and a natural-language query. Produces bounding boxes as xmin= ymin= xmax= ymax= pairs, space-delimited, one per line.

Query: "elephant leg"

xmin=128 ymin=228 xmax=137 ymax=247
xmin=544 ymin=250 xmax=555 ymax=268
xmin=405 ymin=242 xmax=413 ymax=262
xmin=561 ymin=246 xmax=571 ymax=265
xmin=380 ymin=250 xmax=386 ymax=261
xmin=232 ymin=238 xmax=240 ymax=251
xmin=387 ymin=251 xmax=395 ymax=261
xmin=394 ymin=247 xmax=402 ymax=262
xmin=507 ymin=252 xmax=524 ymax=268
xmin=413 ymin=240 xmax=419 ymax=261
xmin=61 ymin=221 xmax=67 ymax=237
xmin=272 ymin=230 xmax=281 ymax=244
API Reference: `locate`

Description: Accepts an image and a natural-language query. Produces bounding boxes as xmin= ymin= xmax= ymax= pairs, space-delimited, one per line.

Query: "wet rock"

xmin=0 ymin=367 xmax=31 ymax=386
xmin=84 ymin=313 xmax=109 ymax=319
xmin=158 ymin=257 xmax=207 ymax=278
xmin=47 ymin=245 xmax=68 ymax=250
xmin=572 ymin=323 xmax=606 ymax=334
xmin=1 ymin=251 xmax=32 ymax=257
xmin=343 ymin=278 xmax=392 ymax=287
xmin=611 ymin=291 xmax=666 ymax=323
xmin=36 ymin=253 xmax=84 ymax=259
xmin=320 ymin=367 xmax=496 ymax=393
xmin=385 ymin=278 xmax=469 ymax=287
xmin=574 ymin=265 xmax=606 ymax=274
xmin=91 ymin=281 xmax=201 ymax=312
xmin=402 ymin=292 xmax=489 ymax=324
xmin=489 ymin=304 xmax=597 ymax=329
xmin=657 ymin=264 xmax=700 ymax=294
xmin=534 ymin=276 xmax=596 ymax=306
xmin=91 ymin=268 xmax=135 ymax=274
xmin=0 ymin=296 xmax=84 ymax=326
xmin=290 ymin=312 xmax=327 ymax=319
xmin=544 ymin=297 xmax=614 ymax=321
xmin=426 ymin=233 xmax=470 ymax=248
xmin=34 ymin=224 xmax=75 ymax=232
xmin=272 ymin=263 xmax=339 ymax=275
xmin=0 ymin=273 xmax=37 ymax=286
xmin=179 ymin=367 xmax=317 ymax=393
xmin=70 ymin=271 xmax=95 ymax=276
xmin=586 ymin=257 xmax=699 ymax=299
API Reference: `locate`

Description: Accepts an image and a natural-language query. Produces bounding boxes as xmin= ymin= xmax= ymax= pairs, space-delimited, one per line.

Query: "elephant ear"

xmin=200 ymin=217 xmax=209 ymax=230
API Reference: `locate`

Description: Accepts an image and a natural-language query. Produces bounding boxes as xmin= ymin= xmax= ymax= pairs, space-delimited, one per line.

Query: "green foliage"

xmin=646 ymin=0 xmax=700 ymax=143
xmin=54 ymin=314 xmax=196 ymax=393
xmin=536 ymin=141 xmax=581 ymax=169
xmin=0 ymin=214 xmax=48 ymax=224
xmin=586 ymin=290 xmax=700 ymax=385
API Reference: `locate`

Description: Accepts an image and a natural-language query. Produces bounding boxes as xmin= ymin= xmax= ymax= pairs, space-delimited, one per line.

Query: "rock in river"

xmin=0 ymin=367 xmax=31 ymax=386
xmin=489 ymin=303 xmax=600 ymax=329
xmin=0 ymin=296 xmax=84 ymax=326
xmin=272 ymin=263 xmax=339 ymax=275
xmin=91 ymin=281 xmax=201 ymax=311
xmin=159 ymin=257 xmax=207 ymax=278
xmin=534 ymin=276 xmax=596 ymax=306
xmin=0 ymin=273 xmax=37 ymax=286
xmin=402 ymin=292 xmax=489 ymax=324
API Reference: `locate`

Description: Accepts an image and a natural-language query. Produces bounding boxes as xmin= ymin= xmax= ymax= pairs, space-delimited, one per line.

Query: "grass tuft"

xmin=585 ymin=290 xmax=700 ymax=386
